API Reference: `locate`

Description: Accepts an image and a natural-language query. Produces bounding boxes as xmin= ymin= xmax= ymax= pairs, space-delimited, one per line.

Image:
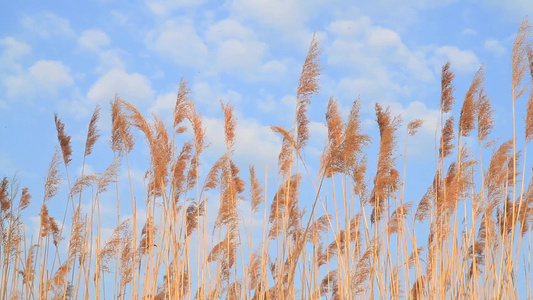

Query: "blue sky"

xmin=1 ymin=1 xmax=530 ymax=202
xmin=1 ymin=0 xmax=532 ymax=294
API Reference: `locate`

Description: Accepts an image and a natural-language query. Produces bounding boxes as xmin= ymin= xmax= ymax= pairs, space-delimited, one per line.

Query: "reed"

xmin=1 ymin=21 xmax=533 ymax=300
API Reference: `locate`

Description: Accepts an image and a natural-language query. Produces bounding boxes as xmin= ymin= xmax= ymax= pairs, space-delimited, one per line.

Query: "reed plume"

xmin=387 ymin=202 xmax=412 ymax=236
xmin=415 ymin=186 xmax=433 ymax=222
xmin=268 ymin=174 xmax=302 ymax=239
xmin=476 ymin=87 xmax=494 ymax=145
xmin=215 ymin=158 xmax=245 ymax=229
xmin=320 ymin=270 xmax=339 ymax=299
xmin=149 ymin=116 xmax=172 ymax=196
xmin=526 ymin=87 xmax=533 ymax=143
xmin=407 ymin=119 xmax=423 ymax=136
xmin=0 ymin=177 xmax=9 ymax=211
xmin=352 ymin=239 xmax=380 ymax=294
xmin=44 ymin=148 xmax=62 ymax=202
xmin=221 ymin=101 xmax=236 ymax=152
xmin=321 ymin=96 xmax=370 ymax=180
xmin=111 ymin=97 xmax=134 ymax=154
xmin=187 ymin=104 xmax=206 ymax=190
xmin=307 ymin=214 xmax=330 ymax=243
xmin=512 ymin=19 xmax=531 ymax=101
xmin=174 ymin=78 xmax=191 ymax=134
xmin=441 ymin=62 xmax=455 ymax=113
xmin=247 ymin=251 xmax=262 ymax=291
xmin=370 ymin=104 xmax=401 ymax=221
xmin=249 ymin=166 xmax=263 ymax=213
xmin=138 ymin=217 xmax=155 ymax=255
xmin=39 ymin=204 xmax=61 ymax=246
xmin=172 ymin=142 xmax=193 ymax=197
xmin=207 ymin=232 xmax=237 ymax=282
xmin=21 ymin=245 xmax=36 ymax=285
xmin=185 ymin=200 xmax=204 ymax=236
xmin=440 ymin=117 xmax=455 ymax=158
xmin=203 ymin=155 xmax=225 ymax=191
xmin=54 ymin=113 xmax=72 ymax=166
xmin=270 ymin=125 xmax=295 ymax=176
xmin=295 ymin=34 xmax=321 ymax=151
xmin=96 ymin=159 xmax=119 ymax=195
xmin=121 ymin=99 xmax=172 ymax=195
xmin=84 ymin=105 xmax=101 ymax=157
xmin=528 ymin=47 xmax=533 ymax=142
xmin=98 ymin=220 xmax=130 ymax=274
xmin=344 ymin=98 xmax=370 ymax=179
xmin=70 ymin=173 xmax=98 ymax=198
xmin=459 ymin=65 xmax=484 ymax=137
xmin=67 ymin=206 xmax=87 ymax=261
xmin=321 ymin=97 xmax=344 ymax=176
xmin=119 ymin=230 xmax=133 ymax=296
xmin=485 ymin=140 xmax=513 ymax=207
xmin=409 ymin=276 xmax=426 ymax=300
xmin=19 ymin=187 xmax=31 ymax=210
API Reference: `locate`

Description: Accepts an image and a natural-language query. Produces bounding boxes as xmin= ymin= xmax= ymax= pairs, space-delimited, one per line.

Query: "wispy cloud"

xmin=21 ymin=12 xmax=75 ymax=38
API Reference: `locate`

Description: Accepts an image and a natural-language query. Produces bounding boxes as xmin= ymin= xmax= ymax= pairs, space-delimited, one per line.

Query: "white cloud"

xmin=205 ymin=19 xmax=255 ymax=43
xmin=75 ymin=30 xmax=126 ymax=76
xmin=336 ymin=75 xmax=410 ymax=103
xmin=146 ymin=20 xmax=208 ymax=67
xmin=21 ymin=12 xmax=74 ymax=38
xmin=308 ymin=120 xmax=328 ymax=153
xmin=150 ymin=92 xmax=176 ymax=121
xmin=146 ymin=0 xmax=204 ymax=15
xmin=215 ymin=39 xmax=267 ymax=72
xmin=230 ymin=0 xmax=319 ymax=47
xmin=191 ymin=81 xmax=242 ymax=111
xmin=327 ymin=18 xmax=433 ymax=82
xmin=484 ymin=39 xmax=506 ymax=56
xmin=111 ymin=11 xmax=128 ymax=24
xmin=328 ymin=19 xmax=367 ymax=37
xmin=87 ymin=69 xmax=154 ymax=105
xmin=0 ymin=37 xmax=31 ymax=72
xmin=3 ymin=76 xmax=29 ymax=98
xmin=259 ymin=60 xmax=288 ymax=80
xmin=231 ymin=0 xmax=308 ymax=29
xmin=0 ymin=37 xmax=31 ymax=62
xmin=0 ymin=153 xmax=33 ymax=178
xmin=55 ymin=89 xmax=94 ymax=120
xmin=389 ymin=0 xmax=458 ymax=9
xmin=204 ymin=18 xmax=289 ymax=80
xmin=76 ymin=29 xmax=125 ymax=73
xmin=255 ymin=94 xmax=276 ymax=113
xmin=145 ymin=17 xmax=285 ymax=81
xmin=326 ymin=17 xmax=436 ymax=102
xmin=367 ymin=27 xmax=402 ymax=47
xmin=3 ymin=60 xmax=73 ymax=98
xmin=57 ymin=98 xmax=92 ymax=120
xmin=428 ymin=46 xmax=480 ymax=74
xmin=95 ymin=49 xmax=126 ymax=73
xmin=78 ymin=29 xmax=111 ymax=52
xmin=332 ymin=0 xmax=457 ymax=32
xmin=461 ymin=28 xmax=477 ymax=35
xmin=30 ymin=60 xmax=74 ymax=88
xmin=280 ymin=94 xmax=296 ymax=111
xmin=482 ymin=0 xmax=533 ymax=17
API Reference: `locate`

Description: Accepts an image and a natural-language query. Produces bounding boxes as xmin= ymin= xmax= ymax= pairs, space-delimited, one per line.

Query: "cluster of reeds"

xmin=1 ymin=21 xmax=533 ymax=300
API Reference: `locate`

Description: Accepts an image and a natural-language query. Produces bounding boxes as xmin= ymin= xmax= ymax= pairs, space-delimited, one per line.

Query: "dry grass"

xmin=1 ymin=22 xmax=533 ymax=300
